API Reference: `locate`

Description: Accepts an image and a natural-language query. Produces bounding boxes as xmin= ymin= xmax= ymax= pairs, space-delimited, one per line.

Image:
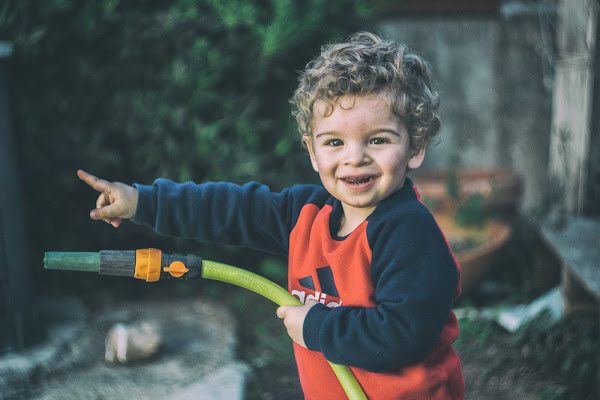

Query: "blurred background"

xmin=0 ymin=0 xmax=598 ymax=399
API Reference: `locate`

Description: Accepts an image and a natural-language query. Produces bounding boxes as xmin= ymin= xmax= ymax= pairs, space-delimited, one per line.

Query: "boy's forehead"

xmin=312 ymin=94 xmax=395 ymax=121
xmin=309 ymin=94 xmax=407 ymax=139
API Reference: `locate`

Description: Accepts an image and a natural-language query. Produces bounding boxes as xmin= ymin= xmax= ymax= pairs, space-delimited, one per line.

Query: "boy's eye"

xmin=370 ymin=137 xmax=388 ymax=145
xmin=325 ymin=139 xmax=343 ymax=147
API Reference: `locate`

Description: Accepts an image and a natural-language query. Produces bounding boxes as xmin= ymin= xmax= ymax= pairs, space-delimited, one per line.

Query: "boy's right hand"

xmin=77 ymin=169 xmax=138 ymax=228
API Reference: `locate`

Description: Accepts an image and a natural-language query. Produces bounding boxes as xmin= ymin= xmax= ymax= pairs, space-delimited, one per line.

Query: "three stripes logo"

xmin=291 ymin=266 xmax=342 ymax=308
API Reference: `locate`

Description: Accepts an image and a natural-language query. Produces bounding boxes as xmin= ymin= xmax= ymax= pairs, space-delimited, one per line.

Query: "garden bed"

xmin=35 ymin=239 xmax=597 ymax=400
xmin=236 ymin=292 xmax=598 ymax=400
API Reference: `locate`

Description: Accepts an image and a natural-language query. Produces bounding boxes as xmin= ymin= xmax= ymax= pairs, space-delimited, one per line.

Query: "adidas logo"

xmin=291 ymin=266 xmax=342 ymax=309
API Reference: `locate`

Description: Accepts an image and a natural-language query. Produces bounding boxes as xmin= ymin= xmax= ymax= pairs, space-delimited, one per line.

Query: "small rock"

xmin=104 ymin=322 xmax=161 ymax=364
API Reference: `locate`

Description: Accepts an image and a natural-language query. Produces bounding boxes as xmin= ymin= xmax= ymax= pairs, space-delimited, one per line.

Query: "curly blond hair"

xmin=290 ymin=32 xmax=441 ymax=154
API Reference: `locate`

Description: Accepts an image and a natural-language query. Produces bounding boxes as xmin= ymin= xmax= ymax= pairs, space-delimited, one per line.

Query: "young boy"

xmin=78 ymin=32 xmax=464 ymax=399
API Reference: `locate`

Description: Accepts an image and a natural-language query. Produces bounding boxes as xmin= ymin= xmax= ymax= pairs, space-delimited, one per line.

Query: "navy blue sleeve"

xmin=303 ymin=205 xmax=458 ymax=372
xmin=131 ymin=179 xmax=321 ymax=256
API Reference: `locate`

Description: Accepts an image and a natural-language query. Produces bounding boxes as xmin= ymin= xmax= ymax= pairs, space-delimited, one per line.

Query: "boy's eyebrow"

xmin=315 ymin=128 xmax=402 ymax=138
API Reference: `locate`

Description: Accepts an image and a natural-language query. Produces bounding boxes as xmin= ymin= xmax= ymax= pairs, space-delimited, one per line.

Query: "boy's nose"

xmin=344 ymin=143 xmax=370 ymax=166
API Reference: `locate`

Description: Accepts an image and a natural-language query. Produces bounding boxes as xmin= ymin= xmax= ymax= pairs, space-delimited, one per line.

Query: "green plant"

xmin=454 ymin=193 xmax=486 ymax=227
xmin=444 ymin=171 xmax=494 ymax=228
xmin=445 ymin=171 xmax=460 ymax=202
xmin=1 ymin=1 xmax=373 ymax=271
xmin=454 ymin=317 xmax=504 ymax=349
xmin=446 ymin=170 xmax=488 ymax=227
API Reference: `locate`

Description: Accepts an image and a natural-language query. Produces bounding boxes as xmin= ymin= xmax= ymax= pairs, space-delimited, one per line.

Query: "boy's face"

xmin=304 ymin=94 xmax=425 ymax=220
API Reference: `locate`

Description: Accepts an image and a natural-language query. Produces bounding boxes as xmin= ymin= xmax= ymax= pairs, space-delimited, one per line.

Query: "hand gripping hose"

xmin=44 ymin=249 xmax=367 ymax=400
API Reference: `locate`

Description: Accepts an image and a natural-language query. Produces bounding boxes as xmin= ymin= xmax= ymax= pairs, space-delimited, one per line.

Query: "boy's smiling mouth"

xmin=341 ymin=176 xmax=376 ymax=186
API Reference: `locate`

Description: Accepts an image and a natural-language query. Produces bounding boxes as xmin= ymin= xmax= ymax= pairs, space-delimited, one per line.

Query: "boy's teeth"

xmin=345 ymin=177 xmax=372 ymax=184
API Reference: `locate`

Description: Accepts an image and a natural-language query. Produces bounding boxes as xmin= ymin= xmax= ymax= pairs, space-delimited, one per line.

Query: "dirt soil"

xmin=37 ymin=268 xmax=597 ymax=400
xmin=246 ymin=319 xmax=595 ymax=400
xmin=458 ymin=333 xmax=571 ymax=400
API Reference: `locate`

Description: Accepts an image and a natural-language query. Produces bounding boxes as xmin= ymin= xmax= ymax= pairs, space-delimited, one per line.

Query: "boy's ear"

xmin=408 ymin=147 xmax=426 ymax=170
xmin=303 ymin=136 xmax=319 ymax=172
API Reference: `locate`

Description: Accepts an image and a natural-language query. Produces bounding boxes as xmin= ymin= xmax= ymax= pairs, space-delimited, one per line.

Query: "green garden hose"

xmin=44 ymin=250 xmax=367 ymax=399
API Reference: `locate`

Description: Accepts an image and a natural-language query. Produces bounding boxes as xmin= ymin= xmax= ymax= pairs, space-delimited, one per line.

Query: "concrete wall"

xmin=379 ymin=7 xmax=554 ymax=213
xmin=549 ymin=0 xmax=599 ymax=215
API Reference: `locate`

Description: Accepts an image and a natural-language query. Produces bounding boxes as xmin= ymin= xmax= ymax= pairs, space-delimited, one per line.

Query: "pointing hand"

xmin=77 ymin=169 xmax=138 ymax=227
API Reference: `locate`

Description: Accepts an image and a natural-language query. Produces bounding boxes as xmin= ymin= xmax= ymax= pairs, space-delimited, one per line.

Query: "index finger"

xmin=77 ymin=169 xmax=112 ymax=193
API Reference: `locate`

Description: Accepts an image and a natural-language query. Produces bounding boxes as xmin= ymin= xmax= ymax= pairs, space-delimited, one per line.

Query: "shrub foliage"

xmin=1 ymin=0 xmax=372 ymax=261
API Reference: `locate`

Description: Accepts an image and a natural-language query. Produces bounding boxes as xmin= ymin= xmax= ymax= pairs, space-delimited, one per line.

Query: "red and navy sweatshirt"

xmin=131 ymin=178 xmax=465 ymax=400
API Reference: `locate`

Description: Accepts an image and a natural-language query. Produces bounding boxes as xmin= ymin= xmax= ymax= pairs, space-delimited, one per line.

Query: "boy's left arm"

xmin=302 ymin=212 xmax=459 ymax=372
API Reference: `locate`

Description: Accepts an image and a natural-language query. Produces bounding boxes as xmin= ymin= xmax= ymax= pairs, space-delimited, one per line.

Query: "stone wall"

xmin=379 ymin=4 xmax=554 ymax=213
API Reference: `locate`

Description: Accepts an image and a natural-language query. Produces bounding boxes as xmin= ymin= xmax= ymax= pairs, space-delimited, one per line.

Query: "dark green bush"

xmin=1 ymin=1 xmax=373 ymax=271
